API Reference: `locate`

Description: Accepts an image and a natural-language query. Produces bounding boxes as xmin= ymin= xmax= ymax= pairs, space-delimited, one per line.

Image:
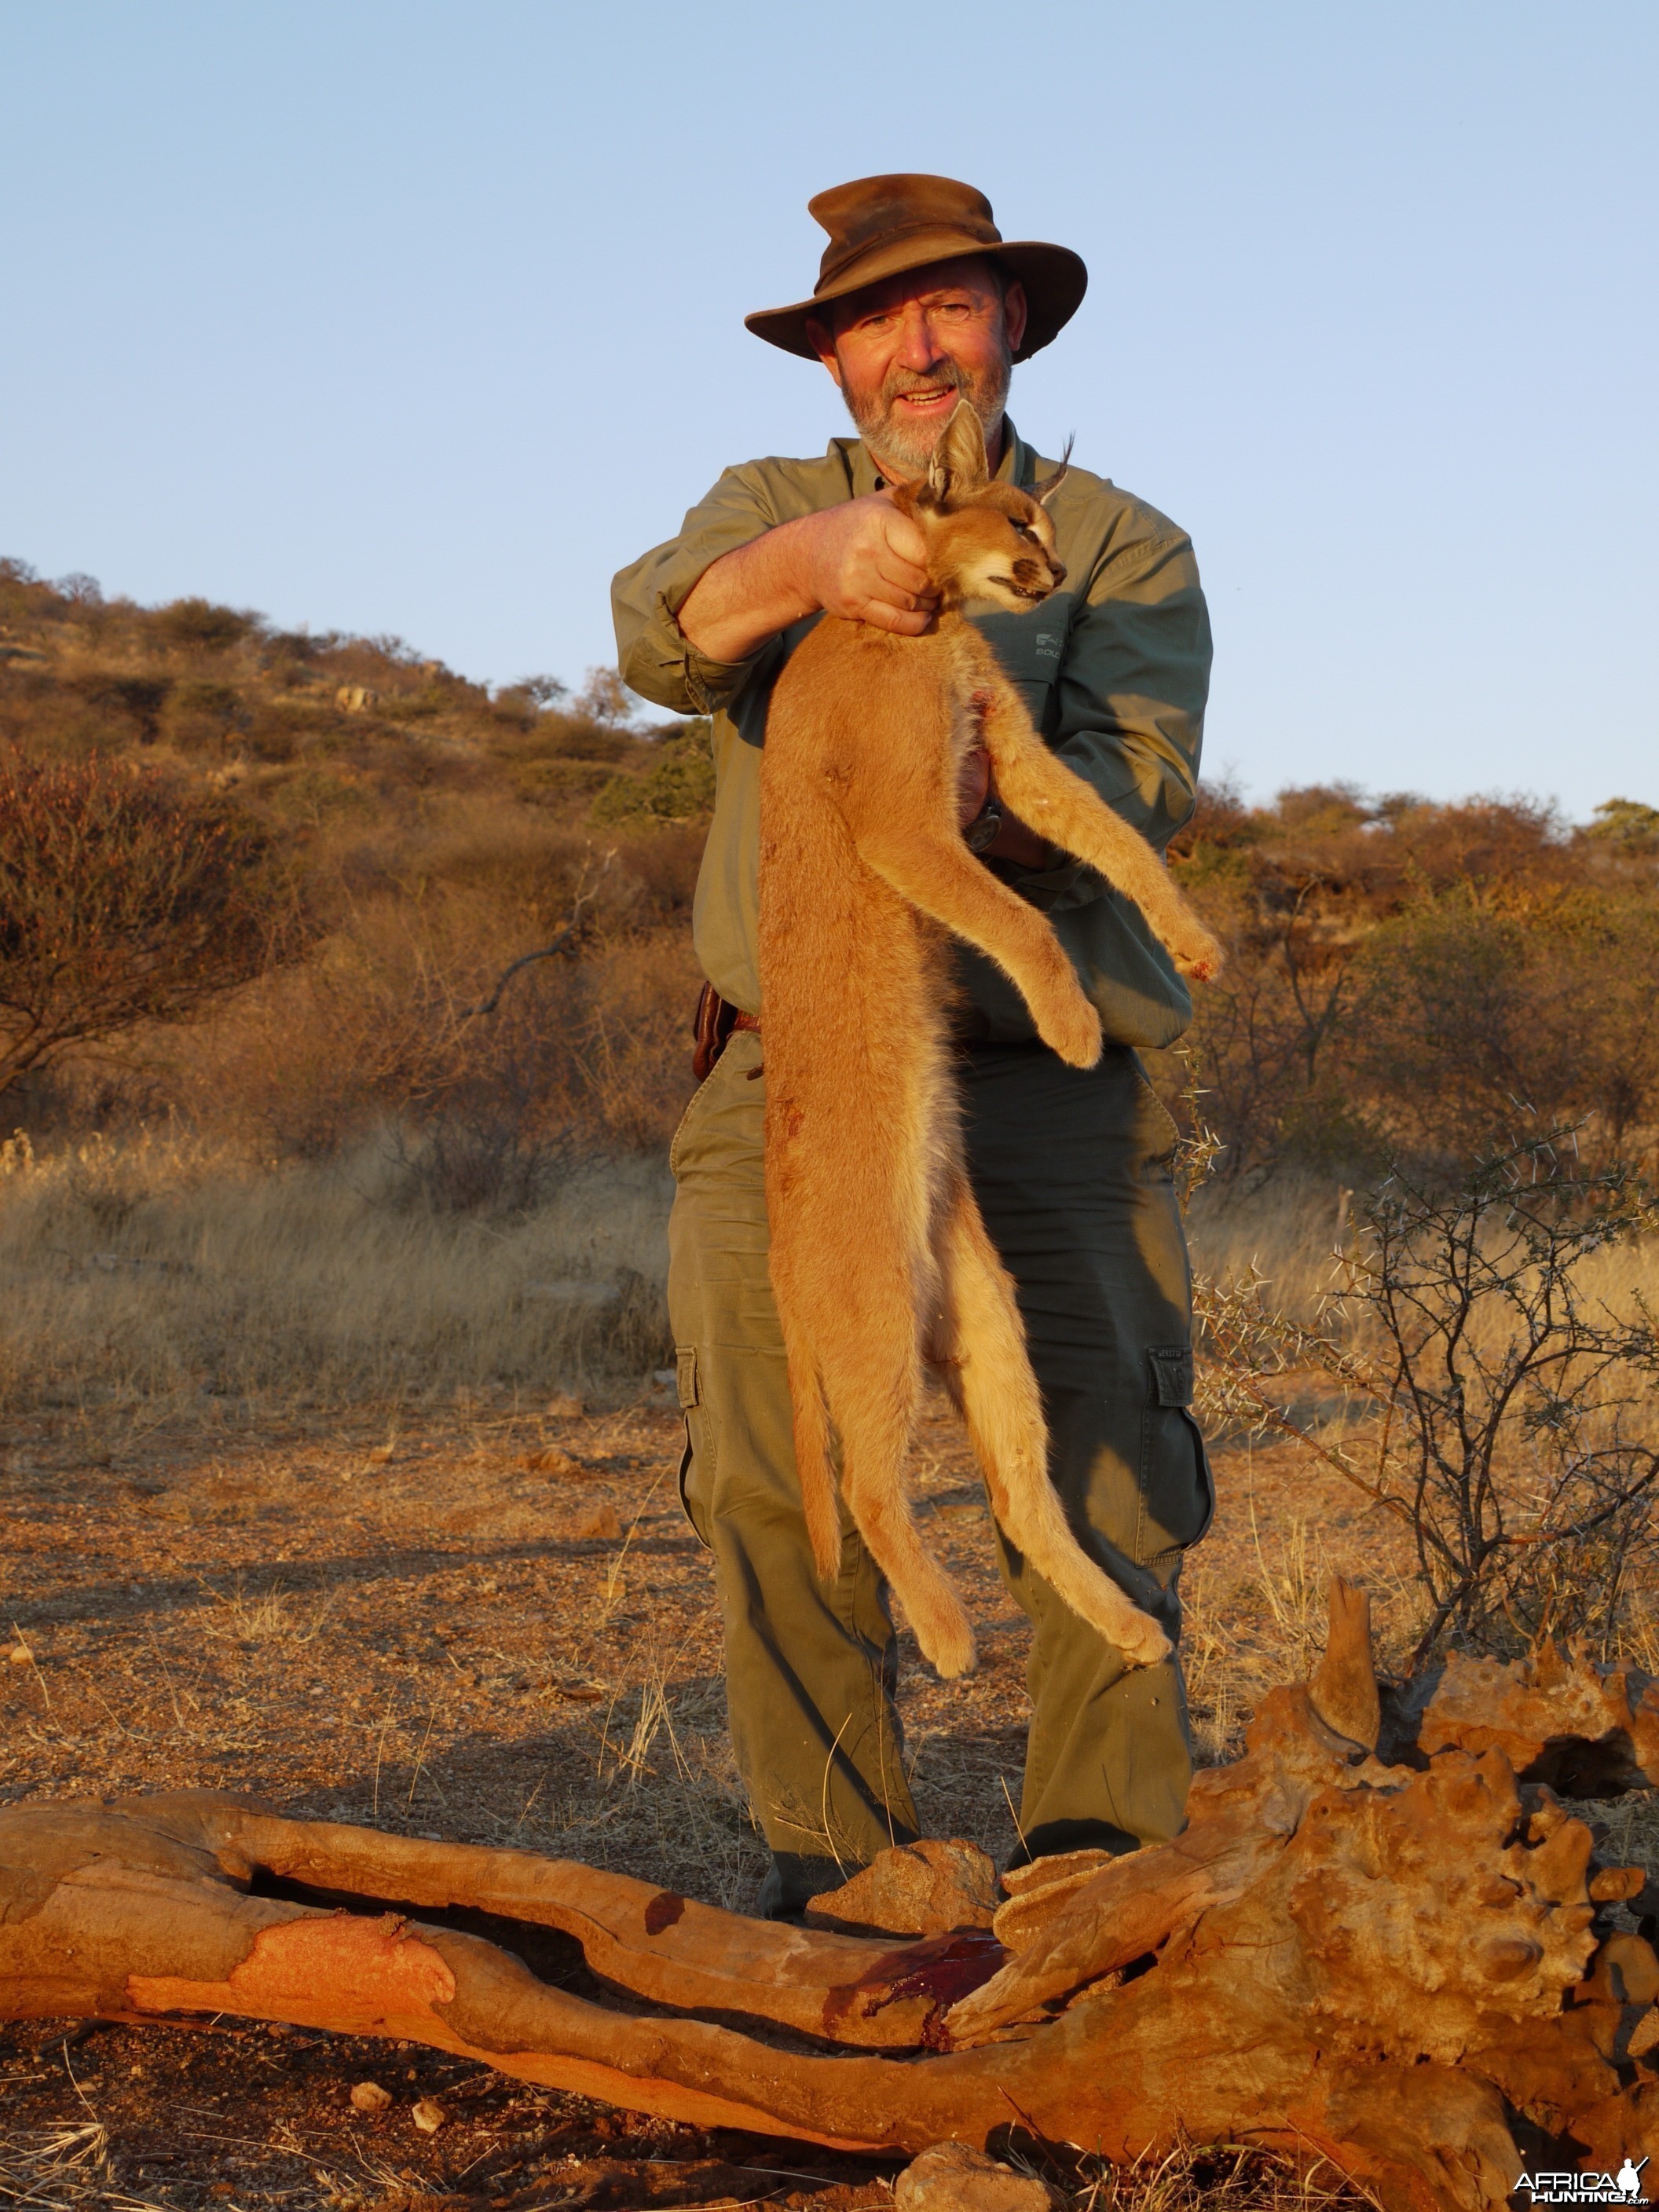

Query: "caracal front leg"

xmin=856 ymin=822 xmax=1101 ymax=1068
xmin=972 ymin=670 xmax=1224 ymax=982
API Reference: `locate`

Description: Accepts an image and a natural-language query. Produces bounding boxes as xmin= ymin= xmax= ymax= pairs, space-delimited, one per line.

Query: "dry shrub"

xmin=1196 ymin=1129 xmax=1659 ymax=1664
xmin=0 ymin=750 xmax=302 ymax=1097
xmin=64 ymin=797 xmax=709 ymax=1159
xmin=1167 ymin=782 xmax=1659 ymax=1182
xmin=143 ymin=892 xmax=700 ymax=1158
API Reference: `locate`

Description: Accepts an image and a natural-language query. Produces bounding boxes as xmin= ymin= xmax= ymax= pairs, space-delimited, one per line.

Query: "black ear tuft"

xmin=1035 ymin=434 xmax=1075 ymax=507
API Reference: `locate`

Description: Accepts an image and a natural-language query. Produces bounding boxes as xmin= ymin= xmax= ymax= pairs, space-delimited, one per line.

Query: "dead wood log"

xmin=1413 ymin=1643 xmax=1659 ymax=1797
xmin=7 ymin=1581 xmax=1659 ymax=2211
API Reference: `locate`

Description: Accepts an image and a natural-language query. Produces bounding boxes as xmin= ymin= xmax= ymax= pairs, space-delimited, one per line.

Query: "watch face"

xmin=967 ymin=802 xmax=1002 ymax=853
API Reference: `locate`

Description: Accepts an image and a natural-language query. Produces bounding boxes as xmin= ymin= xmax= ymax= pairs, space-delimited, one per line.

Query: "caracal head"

xmin=892 ymin=400 xmax=1070 ymax=613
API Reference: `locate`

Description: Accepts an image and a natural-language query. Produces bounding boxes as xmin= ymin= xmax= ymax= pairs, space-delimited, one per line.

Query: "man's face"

xmin=807 ymin=257 xmax=1027 ymax=478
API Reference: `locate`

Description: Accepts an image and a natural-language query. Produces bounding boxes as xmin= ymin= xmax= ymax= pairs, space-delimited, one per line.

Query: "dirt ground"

xmin=0 ymin=1382 xmax=1519 ymax=2207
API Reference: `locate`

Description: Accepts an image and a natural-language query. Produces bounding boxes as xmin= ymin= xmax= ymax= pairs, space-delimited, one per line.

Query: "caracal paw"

xmin=920 ymin=1616 xmax=979 ymax=1680
xmin=1041 ymin=993 xmax=1103 ymax=1069
xmin=1118 ymin=1611 xmax=1174 ymax=1670
xmin=1172 ymin=921 xmax=1225 ymax=983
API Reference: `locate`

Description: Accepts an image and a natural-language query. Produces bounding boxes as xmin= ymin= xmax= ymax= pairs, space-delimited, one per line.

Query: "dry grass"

xmin=2 ymin=1155 xmax=1652 ymax=2204
xmin=0 ymin=1128 xmax=674 ymax=1419
xmin=1186 ymin=1172 xmax=1352 ymax=1326
xmin=0 ymin=1321 xmax=1407 ymax=2204
xmin=1188 ymin=1163 xmax=1659 ymax=1341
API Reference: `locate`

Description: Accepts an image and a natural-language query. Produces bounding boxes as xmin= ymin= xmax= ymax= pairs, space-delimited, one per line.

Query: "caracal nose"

xmin=1049 ymin=560 xmax=1068 ymax=585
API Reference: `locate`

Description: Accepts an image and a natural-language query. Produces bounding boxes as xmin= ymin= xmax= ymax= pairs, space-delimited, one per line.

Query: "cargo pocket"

xmin=1138 ymin=1344 xmax=1215 ymax=1566
xmin=674 ymin=1345 xmax=713 ymax=1551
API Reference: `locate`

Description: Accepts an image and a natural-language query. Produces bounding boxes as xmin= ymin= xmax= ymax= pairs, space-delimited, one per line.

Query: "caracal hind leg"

xmin=857 ymin=824 xmax=1102 ymax=1069
xmin=937 ymin=1175 xmax=1172 ymax=1669
xmin=842 ymin=1420 xmax=978 ymax=1682
xmin=770 ymin=1277 xmax=844 ymax=1584
xmin=974 ymin=674 xmax=1223 ymax=982
xmin=794 ymin=1258 xmax=977 ymax=1679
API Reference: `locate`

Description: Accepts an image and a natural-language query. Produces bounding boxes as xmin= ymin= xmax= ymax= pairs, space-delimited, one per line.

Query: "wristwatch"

xmin=964 ymin=794 xmax=1004 ymax=855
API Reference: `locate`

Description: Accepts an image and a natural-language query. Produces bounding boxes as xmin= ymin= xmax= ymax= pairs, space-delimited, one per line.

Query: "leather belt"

xmin=692 ymin=983 xmax=760 ymax=1082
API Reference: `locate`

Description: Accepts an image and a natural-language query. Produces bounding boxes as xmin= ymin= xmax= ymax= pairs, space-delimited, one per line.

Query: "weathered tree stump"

xmin=5 ymin=1582 xmax=1659 ymax=2210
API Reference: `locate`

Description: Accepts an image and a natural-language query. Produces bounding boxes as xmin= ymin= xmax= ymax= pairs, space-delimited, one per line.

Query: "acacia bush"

xmin=0 ymin=750 xmax=303 ymax=1100
xmin=1167 ymin=783 xmax=1659 ymax=1181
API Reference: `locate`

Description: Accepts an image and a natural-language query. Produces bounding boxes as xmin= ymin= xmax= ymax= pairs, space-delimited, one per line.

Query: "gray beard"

xmin=840 ymin=350 xmax=1012 ymax=481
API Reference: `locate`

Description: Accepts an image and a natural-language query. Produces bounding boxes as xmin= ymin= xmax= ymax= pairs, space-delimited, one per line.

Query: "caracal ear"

xmin=926 ymin=400 xmax=991 ymax=505
xmin=1034 ymin=434 xmax=1075 ymax=508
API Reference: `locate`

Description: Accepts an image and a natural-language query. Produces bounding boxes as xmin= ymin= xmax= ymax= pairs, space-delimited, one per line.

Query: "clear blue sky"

xmin=4 ymin=2 xmax=1654 ymax=813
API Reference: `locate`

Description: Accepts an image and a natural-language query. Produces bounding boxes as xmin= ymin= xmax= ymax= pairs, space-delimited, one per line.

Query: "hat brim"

xmin=744 ymin=238 xmax=1087 ymax=365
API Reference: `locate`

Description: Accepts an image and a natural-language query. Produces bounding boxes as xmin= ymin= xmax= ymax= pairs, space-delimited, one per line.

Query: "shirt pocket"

xmin=969 ymin=595 xmax=1075 ymax=733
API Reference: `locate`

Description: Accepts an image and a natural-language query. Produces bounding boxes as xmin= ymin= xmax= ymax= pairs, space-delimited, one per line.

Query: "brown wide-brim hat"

xmin=745 ymin=173 xmax=1087 ymax=366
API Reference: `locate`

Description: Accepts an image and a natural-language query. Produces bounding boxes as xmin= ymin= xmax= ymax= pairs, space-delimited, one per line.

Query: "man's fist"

xmin=796 ymin=493 xmax=938 ymax=635
xmin=678 ymin=490 xmax=938 ymax=665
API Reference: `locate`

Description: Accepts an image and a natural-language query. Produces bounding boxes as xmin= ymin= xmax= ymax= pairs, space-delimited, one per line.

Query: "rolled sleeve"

xmin=612 ymin=466 xmax=780 ymax=716
xmin=1004 ymin=526 xmax=1212 ymax=911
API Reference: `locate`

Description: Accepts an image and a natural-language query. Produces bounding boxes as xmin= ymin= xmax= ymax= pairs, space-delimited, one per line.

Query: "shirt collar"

xmin=837 ymin=416 xmax=1032 ymax=497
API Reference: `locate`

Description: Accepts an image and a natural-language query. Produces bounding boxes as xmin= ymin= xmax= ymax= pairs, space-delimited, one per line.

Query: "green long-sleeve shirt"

xmin=611 ymin=420 xmax=1212 ymax=1048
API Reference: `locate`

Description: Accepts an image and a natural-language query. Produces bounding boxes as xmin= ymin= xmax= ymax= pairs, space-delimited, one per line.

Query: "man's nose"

xmin=895 ymin=303 xmax=941 ymax=370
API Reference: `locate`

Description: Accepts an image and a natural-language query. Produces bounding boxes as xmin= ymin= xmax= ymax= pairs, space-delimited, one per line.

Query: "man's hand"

xmin=677 ymin=493 xmax=937 ymax=664
xmin=795 ymin=493 xmax=937 ymax=635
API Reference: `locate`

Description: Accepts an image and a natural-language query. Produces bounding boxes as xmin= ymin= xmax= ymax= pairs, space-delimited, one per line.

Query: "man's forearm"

xmin=676 ymin=519 xmax=819 ymax=664
xmin=679 ymin=493 xmax=939 ymax=661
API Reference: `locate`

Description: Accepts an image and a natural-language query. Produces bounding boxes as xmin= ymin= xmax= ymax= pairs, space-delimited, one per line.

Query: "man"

xmin=613 ymin=174 xmax=1214 ymax=1919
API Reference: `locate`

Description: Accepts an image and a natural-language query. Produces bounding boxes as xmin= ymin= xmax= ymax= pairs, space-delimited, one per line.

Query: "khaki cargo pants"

xmin=667 ymin=1025 xmax=1214 ymax=1912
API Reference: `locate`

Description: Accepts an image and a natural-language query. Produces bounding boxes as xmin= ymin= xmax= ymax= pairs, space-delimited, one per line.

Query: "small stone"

xmin=894 ymin=2141 xmax=1055 ymax=2211
xmin=7 ymin=1643 xmax=33 ymax=1667
xmin=350 ymin=2078 xmax=392 ymax=2112
xmin=520 ymin=1446 xmax=586 ymax=1478
xmin=411 ymin=2096 xmax=445 ymax=2133
xmin=573 ymin=1503 xmax=623 ymax=1542
xmin=806 ymin=1838 xmax=998 ymax=1936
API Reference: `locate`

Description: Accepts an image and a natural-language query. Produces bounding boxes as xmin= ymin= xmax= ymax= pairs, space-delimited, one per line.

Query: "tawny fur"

xmin=758 ymin=403 xmax=1221 ymax=1679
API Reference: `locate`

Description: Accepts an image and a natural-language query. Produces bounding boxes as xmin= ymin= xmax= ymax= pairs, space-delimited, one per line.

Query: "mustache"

xmin=881 ymin=361 xmax=969 ymax=404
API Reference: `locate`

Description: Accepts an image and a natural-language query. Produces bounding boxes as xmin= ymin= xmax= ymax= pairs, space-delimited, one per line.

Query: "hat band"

xmin=816 ymin=218 xmax=1003 ymax=298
